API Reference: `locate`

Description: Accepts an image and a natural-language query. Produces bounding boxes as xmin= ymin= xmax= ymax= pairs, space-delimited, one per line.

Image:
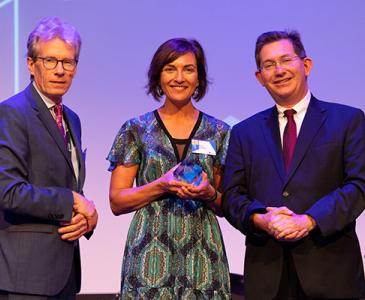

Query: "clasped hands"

xmin=58 ymin=191 xmax=98 ymax=241
xmin=252 ymin=206 xmax=316 ymax=242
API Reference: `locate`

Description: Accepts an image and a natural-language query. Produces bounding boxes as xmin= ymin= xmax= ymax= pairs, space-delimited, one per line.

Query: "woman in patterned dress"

xmin=107 ymin=38 xmax=231 ymax=299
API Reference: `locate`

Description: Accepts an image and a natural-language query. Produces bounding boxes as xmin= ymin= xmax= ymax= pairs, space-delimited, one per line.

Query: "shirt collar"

xmin=32 ymin=81 xmax=62 ymax=109
xmin=276 ymin=90 xmax=311 ymax=117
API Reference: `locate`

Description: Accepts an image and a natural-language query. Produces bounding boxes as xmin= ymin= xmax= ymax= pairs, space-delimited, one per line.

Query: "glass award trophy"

xmin=173 ymin=158 xmax=203 ymax=186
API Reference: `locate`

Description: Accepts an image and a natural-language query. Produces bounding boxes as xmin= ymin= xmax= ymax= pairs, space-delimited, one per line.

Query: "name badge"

xmin=191 ymin=139 xmax=216 ymax=155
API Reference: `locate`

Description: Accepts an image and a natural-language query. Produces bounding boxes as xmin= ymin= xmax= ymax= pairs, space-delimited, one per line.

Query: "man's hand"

xmin=72 ymin=191 xmax=98 ymax=232
xmin=58 ymin=213 xmax=88 ymax=241
xmin=252 ymin=206 xmax=294 ymax=236
xmin=252 ymin=206 xmax=316 ymax=242
xmin=271 ymin=213 xmax=316 ymax=241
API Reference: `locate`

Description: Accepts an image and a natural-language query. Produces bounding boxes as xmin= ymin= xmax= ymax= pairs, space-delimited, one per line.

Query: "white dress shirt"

xmin=276 ymin=90 xmax=311 ymax=148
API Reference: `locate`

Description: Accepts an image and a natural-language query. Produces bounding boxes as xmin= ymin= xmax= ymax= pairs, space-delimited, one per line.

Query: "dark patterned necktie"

xmin=53 ymin=104 xmax=67 ymax=144
xmin=283 ymin=109 xmax=297 ymax=172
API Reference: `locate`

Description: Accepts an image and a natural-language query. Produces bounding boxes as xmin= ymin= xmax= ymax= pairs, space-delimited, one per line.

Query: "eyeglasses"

xmin=35 ymin=56 xmax=78 ymax=71
xmin=259 ymin=55 xmax=303 ymax=72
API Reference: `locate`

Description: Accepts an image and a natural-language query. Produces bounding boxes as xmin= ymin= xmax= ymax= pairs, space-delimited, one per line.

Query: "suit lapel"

xmin=286 ymin=96 xmax=327 ymax=181
xmin=27 ymin=84 xmax=74 ymax=173
xmin=261 ymin=107 xmax=286 ymax=182
xmin=63 ymin=106 xmax=85 ymax=190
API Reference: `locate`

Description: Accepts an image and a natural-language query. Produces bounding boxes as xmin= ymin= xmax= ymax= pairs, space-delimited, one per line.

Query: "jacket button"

xmin=282 ymin=191 xmax=290 ymax=197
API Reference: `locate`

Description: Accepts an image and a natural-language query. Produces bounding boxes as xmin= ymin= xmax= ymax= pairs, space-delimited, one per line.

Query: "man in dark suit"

xmin=0 ymin=17 xmax=98 ymax=299
xmin=222 ymin=30 xmax=365 ymax=299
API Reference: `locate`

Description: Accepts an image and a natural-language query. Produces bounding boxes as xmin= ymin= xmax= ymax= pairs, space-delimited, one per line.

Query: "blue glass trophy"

xmin=173 ymin=158 xmax=202 ymax=186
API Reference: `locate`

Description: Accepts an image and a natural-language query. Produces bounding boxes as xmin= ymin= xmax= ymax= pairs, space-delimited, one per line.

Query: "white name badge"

xmin=191 ymin=139 xmax=216 ymax=155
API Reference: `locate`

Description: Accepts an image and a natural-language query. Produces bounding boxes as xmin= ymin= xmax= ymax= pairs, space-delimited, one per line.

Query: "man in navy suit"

xmin=0 ymin=17 xmax=98 ymax=299
xmin=223 ymin=30 xmax=365 ymax=299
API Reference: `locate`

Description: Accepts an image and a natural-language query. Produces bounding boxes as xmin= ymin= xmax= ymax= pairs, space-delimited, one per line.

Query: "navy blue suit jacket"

xmin=223 ymin=96 xmax=365 ymax=299
xmin=0 ymin=84 xmax=86 ymax=296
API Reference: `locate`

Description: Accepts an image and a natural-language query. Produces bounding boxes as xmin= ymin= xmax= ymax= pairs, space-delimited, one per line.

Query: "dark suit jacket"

xmin=222 ymin=96 xmax=365 ymax=299
xmin=0 ymin=84 xmax=86 ymax=296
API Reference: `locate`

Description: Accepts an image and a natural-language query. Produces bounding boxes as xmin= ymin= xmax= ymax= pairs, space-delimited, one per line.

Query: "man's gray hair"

xmin=27 ymin=16 xmax=81 ymax=60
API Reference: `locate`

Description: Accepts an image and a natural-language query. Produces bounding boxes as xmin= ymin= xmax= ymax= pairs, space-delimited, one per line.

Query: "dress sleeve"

xmin=215 ymin=125 xmax=231 ymax=167
xmin=106 ymin=120 xmax=141 ymax=171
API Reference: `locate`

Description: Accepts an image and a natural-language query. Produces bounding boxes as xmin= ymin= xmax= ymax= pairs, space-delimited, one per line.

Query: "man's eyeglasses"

xmin=259 ymin=55 xmax=303 ymax=72
xmin=35 ymin=56 xmax=78 ymax=71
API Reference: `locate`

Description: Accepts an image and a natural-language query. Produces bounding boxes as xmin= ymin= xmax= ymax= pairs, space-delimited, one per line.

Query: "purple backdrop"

xmin=1 ymin=0 xmax=365 ymax=293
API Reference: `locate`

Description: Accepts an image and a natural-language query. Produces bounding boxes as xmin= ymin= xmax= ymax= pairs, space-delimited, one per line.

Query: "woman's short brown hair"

xmin=146 ymin=38 xmax=208 ymax=102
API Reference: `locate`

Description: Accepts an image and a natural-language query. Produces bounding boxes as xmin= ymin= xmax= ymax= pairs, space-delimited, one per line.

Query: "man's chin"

xmin=271 ymin=92 xmax=296 ymax=107
xmin=47 ymin=88 xmax=69 ymax=97
xmin=45 ymin=90 xmax=68 ymax=102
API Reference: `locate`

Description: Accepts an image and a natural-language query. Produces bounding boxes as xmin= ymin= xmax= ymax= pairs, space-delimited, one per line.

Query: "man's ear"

xmin=255 ymin=70 xmax=265 ymax=86
xmin=303 ymin=57 xmax=313 ymax=77
xmin=27 ymin=57 xmax=35 ymax=77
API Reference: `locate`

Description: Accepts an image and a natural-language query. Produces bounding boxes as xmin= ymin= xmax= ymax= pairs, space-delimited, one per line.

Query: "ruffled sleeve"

xmin=106 ymin=120 xmax=141 ymax=171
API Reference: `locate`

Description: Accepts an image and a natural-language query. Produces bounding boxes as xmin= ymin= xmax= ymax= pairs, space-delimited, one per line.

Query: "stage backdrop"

xmin=1 ymin=0 xmax=365 ymax=294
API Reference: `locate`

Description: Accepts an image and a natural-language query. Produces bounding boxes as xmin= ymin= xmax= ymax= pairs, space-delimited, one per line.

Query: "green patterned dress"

xmin=107 ymin=110 xmax=231 ymax=299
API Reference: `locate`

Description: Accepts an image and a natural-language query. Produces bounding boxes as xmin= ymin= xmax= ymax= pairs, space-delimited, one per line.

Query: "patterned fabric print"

xmin=107 ymin=111 xmax=231 ymax=299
